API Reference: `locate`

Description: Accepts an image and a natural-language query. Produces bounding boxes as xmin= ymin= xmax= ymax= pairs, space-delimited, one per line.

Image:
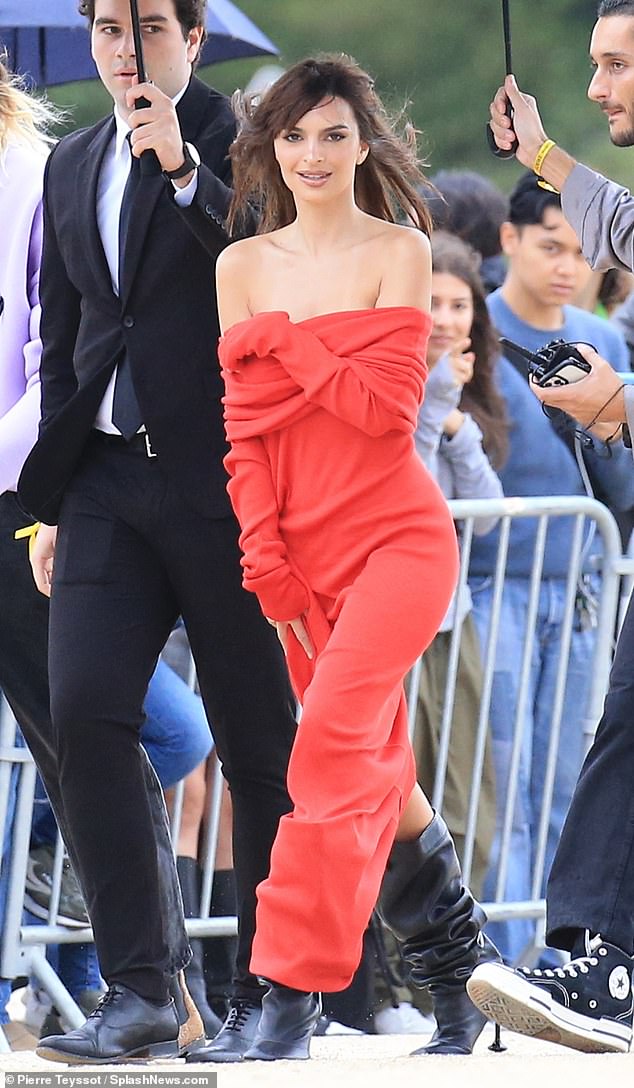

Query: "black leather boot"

xmin=378 ymin=812 xmax=501 ymax=1055
xmin=244 ymin=983 xmax=322 ymax=1061
xmin=202 ymin=868 xmax=238 ymax=1020
xmin=186 ymin=998 xmax=262 ymax=1062
xmin=176 ymin=856 xmax=223 ymax=1040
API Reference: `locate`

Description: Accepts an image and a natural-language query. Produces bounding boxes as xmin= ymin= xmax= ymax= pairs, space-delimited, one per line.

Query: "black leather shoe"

xmin=244 ymin=984 xmax=321 ymax=1061
xmin=36 ymin=985 xmax=180 ymax=1064
xmin=185 ymin=998 xmax=261 ymax=1063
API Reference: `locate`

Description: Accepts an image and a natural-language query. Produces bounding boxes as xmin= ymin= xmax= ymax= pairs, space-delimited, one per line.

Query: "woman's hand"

xmin=267 ymin=615 xmax=314 ymax=659
xmin=447 ymin=337 xmax=475 ymax=387
xmin=442 ymin=408 xmax=465 ymax=438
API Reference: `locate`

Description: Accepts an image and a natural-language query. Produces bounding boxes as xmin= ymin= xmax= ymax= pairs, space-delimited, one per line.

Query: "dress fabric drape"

xmin=219 ymin=307 xmax=459 ymax=990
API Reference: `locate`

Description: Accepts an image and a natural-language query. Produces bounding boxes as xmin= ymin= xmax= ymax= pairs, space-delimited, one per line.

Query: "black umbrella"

xmin=486 ymin=0 xmax=519 ymax=159
xmin=0 ymin=0 xmax=278 ymax=86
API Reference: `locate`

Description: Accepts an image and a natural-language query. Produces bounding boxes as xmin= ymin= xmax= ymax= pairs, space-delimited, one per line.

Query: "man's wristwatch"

xmin=163 ymin=142 xmax=201 ymax=180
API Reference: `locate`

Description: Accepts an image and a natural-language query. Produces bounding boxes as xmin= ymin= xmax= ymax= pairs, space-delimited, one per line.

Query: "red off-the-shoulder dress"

xmin=219 ymin=307 xmax=458 ymax=991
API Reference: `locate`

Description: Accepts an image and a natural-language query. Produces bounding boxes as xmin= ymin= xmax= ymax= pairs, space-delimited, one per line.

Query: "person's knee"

xmin=50 ymin=675 xmax=142 ymax=751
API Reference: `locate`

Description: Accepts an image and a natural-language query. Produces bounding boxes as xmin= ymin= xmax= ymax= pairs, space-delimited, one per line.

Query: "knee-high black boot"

xmin=378 ymin=812 xmax=500 ymax=1055
xmin=176 ymin=857 xmax=224 ymax=1040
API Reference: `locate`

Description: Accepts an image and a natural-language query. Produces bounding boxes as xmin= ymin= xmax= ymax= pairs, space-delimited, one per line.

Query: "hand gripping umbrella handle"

xmin=129 ymin=0 xmax=160 ymax=176
xmin=487 ymin=0 xmax=519 ymax=159
xmin=486 ymin=105 xmax=519 ymax=159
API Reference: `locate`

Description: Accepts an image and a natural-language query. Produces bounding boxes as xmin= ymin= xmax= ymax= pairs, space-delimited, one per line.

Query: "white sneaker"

xmin=373 ymin=1002 xmax=435 ymax=1035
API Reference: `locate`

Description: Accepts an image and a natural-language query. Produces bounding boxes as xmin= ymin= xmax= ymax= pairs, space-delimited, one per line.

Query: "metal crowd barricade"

xmin=0 ymin=691 xmax=234 ymax=1049
xmin=0 ymin=494 xmax=631 ymax=1048
xmin=408 ymin=493 xmax=629 ymax=967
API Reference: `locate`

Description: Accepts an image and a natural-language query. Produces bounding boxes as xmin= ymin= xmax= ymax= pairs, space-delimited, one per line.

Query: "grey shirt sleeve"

xmin=439 ymin=415 xmax=503 ymax=535
xmin=612 ymin=291 xmax=634 ymax=352
xmin=561 ymin=163 xmax=634 ymax=272
xmin=414 ymin=353 xmax=461 ymax=469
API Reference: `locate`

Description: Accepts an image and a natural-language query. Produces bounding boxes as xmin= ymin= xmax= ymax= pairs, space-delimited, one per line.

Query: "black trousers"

xmin=0 ymin=489 xmax=191 ymax=994
xmin=47 ymin=437 xmax=296 ymax=1001
xmin=546 ymin=587 xmax=634 ymax=955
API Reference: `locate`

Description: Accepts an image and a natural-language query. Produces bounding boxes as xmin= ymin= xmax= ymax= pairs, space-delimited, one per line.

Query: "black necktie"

xmin=112 ymin=138 xmax=143 ymax=439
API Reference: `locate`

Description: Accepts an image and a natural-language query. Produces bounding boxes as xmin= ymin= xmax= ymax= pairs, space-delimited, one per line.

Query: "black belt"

xmin=90 ymin=429 xmax=157 ymax=458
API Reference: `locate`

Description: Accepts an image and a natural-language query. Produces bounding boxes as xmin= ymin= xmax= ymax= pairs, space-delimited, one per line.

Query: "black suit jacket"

xmin=18 ymin=77 xmax=239 ymax=524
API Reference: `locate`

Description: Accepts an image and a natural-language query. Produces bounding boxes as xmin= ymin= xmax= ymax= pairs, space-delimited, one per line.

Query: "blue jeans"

xmin=469 ymin=575 xmax=596 ymax=964
xmin=141 ymin=657 xmax=213 ymax=789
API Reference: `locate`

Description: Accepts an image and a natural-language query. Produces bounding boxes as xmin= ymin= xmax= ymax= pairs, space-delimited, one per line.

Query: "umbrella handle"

xmin=486 ymin=101 xmax=519 ymax=159
xmin=129 ymin=0 xmax=160 ymax=175
xmin=133 ymin=94 xmax=161 ymax=176
xmin=487 ymin=0 xmax=519 ymax=158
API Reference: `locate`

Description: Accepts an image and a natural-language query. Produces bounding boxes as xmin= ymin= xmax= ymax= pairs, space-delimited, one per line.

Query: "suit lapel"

xmin=76 ymin=117 xmax=116 ymax=290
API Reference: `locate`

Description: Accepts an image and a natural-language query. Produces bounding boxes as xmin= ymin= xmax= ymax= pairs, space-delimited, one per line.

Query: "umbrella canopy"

xmin=0 ymin=0 xmax=278 ymax=85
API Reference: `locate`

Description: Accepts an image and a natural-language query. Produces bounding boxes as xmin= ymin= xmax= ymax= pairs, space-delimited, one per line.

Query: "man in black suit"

xmin=20 ymin=0 xmax=296 ymax=1065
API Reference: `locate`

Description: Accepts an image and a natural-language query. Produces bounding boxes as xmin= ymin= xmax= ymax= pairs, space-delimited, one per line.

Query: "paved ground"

xmin=1 ymin=1024 xmax=632 ymax=1086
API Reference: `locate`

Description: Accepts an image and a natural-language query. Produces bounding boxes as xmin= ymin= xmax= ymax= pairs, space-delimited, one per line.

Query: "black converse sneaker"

xmin=466 ymin=933 xmax=633 ymax=1054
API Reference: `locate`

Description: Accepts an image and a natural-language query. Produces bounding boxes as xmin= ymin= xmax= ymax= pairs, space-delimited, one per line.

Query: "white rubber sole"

xmin=466 ymin=962 xmax=632 ymax=1054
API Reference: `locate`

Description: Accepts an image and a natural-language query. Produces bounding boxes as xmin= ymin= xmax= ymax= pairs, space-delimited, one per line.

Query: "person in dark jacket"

xmin=22 ymin=0 xmax=297 ymax=1065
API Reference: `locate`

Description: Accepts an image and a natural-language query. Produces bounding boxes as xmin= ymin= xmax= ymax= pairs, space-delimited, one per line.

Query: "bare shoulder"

xmin=374 ymin=224 xmax=432 ymax=309
xmin=378 ymin=222 xmax=431 ymax=264
xmin=216 ymin=234 xmax=265 ymax=278
xmin=216 ymin=237 xmax=267 ymax=331
xmin=216 ymin=228 xmax=293 ymax=279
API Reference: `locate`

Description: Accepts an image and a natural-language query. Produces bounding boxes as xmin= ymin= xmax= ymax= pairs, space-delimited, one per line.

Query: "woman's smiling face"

xmin=273 ymin=96 xmax=369 ymax=205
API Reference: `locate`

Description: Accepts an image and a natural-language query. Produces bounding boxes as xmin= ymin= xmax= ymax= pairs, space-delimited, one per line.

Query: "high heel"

xmin=243 ymin=982 xmax=321 ymax=1061
xmin=378 ymin=812 xmax=502 ymax=1055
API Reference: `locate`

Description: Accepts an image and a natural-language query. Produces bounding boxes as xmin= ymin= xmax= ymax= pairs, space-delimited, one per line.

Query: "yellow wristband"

xmin=15 ymin=521 xmax=41 ymax=560
xmin=533 ymin=138 xmax=556 ymax=177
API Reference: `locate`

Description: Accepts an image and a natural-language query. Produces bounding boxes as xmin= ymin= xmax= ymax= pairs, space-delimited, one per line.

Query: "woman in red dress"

xmin=215 ymin=55 xmax=499 ymax=1061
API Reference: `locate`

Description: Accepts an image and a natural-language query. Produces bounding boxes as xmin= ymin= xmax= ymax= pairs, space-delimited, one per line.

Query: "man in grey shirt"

xmin=466 ymin=0 xmax=634 ymax=1057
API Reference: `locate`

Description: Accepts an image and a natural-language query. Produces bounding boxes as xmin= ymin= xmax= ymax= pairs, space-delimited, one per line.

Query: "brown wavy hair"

xmin=227 ymin=54 xmax=433 ymax=237
xmin=432 ymin=231 xmax=509 ymax=470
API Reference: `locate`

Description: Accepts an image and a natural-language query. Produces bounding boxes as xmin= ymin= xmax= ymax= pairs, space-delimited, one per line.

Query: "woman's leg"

xmin=250 ymin=537 xmax=455 ymax=994
xmin=395 ymin=784 xmax=433 ymax=841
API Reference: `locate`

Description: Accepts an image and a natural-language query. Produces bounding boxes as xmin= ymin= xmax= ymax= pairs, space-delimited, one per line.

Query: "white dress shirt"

xmin=94 ymin=83 xmax=197 ymax=433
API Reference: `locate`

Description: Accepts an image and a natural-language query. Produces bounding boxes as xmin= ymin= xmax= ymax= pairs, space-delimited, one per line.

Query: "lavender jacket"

xmin=0 ymin=140 xmax=46 ymax=494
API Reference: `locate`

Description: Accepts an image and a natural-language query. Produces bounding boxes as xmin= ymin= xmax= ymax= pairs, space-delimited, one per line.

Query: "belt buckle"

xmin=144 ymin=433 xmax=157 ymax=459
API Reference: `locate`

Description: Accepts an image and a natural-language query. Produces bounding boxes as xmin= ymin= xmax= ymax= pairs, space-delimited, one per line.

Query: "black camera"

xmin=499 ymin=336 xmax=593 ymax=387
